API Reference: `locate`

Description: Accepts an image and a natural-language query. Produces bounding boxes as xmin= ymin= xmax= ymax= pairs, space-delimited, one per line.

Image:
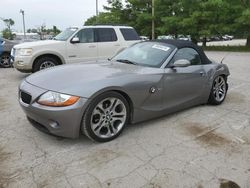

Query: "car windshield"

xmin=113 ymin=42 xmax=174 ymax=68
xmin=54 ymin=28 xmax=78 ymax=41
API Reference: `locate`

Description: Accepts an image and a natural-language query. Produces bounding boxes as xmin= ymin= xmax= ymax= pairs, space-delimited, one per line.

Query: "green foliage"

xmin=2 ymin=28 xmax=13 ymax=40
xmin=27 ymin=26 xmax=61 ymax=37
xmin=84 ymin=0 xmax=250 ymax=46
xmin=1 ymin=18 xmax=15 ymax=40
xmin=3 ymin=18 xmax=15 ymax=31
xmin=85 ymin=12 xmax=122 ymax=25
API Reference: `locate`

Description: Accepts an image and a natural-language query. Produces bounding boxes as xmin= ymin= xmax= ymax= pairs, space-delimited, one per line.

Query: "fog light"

xmin=17 ymin=61 xmax=25 ymax=66
xmin=49 ymin=121 xmax=60 ymax=129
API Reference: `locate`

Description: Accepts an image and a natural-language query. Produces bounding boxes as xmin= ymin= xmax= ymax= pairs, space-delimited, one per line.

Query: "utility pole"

xmin=96 ymin=0 xmax=98 ymax=16
xmin=20 ymin=9 xmax=26 ymax=39
xmin=96 ymin=0 xmax=98 ymax=24
xmin=152 ymin=0 xmax=155 ymax=40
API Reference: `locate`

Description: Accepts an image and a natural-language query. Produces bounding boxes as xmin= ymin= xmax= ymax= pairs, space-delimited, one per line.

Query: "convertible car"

xmin=19 ymin=40 xmax=230 ymax=142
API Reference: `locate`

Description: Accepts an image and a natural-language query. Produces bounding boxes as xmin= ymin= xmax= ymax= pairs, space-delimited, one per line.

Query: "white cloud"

xmin=0 ymin=0 xmax=109 ymax=32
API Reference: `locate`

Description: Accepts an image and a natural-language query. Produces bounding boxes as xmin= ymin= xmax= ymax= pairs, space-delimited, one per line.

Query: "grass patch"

xmin=202 ymin=45 xmax=250 ymax=52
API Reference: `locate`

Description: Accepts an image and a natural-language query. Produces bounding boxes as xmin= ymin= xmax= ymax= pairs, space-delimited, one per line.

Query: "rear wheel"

xmin=0 ymin=52 xmax=11 ymax=68
xmin=33 ymin=56 xmax=59 ymax=72
xmin=208 ymin=75 xmax=227 ymax=105
xmin=81 ymin=92 xmax=129 ymax=142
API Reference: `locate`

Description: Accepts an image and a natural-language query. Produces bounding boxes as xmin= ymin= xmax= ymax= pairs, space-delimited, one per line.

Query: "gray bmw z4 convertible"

xmin=19 ymin=40 xmax=230 ymax=142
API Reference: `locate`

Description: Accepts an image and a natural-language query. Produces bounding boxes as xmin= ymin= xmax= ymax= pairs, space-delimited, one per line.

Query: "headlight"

xmin=37 ymin=91 xmax=80 ymax=107
xmin=19 ymin=48 xmax=33 ymax=56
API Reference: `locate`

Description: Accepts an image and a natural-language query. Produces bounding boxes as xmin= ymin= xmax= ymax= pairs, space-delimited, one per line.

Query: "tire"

xmin=81 ymin=91 xmax=129 ymax=142
xmin=33 ymin=56 xmax=59 ymax=72
xmin=0 ymin=52 xmax=11 ymax=68
xmin=208 ymin=75 xmax=227 ymax=105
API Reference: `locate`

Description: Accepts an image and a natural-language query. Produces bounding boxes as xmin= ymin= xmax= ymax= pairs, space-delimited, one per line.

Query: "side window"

xmin=172 ymin=48 xmax=201 ymax=65
xmin=120 ymin=28 xmax=140 ymax=41
xmin=96 ymin=28 xmax=117 ymax=42
xmin=75 ymin=28 xmax=94 ymax=43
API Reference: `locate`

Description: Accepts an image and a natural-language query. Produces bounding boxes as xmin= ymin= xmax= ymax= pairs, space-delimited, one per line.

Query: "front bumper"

xmin=12 ymin=54 xmax=33 ymax=73
xmin=19 ymin=80 xmax=88 ymax=138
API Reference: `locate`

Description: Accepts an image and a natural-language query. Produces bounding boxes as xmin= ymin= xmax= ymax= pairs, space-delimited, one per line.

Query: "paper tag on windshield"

xmin=152 ymin=44 xmax=170 ymax=52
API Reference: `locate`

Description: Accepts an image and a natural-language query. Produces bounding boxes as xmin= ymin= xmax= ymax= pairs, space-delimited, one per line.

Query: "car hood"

xmin=14 ymin=40 xmax=64 ymax=49
xmin=25 ymin=60 xmax=161 ymax=98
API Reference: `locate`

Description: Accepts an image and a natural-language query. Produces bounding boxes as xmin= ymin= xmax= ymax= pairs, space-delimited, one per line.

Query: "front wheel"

xmin=208 ymin=75 xmax=227 ymax=105
xmin=33 ymin=56 xmax=58 ymax=72
xmin=81 ymin=92 xmax=129 ymax=142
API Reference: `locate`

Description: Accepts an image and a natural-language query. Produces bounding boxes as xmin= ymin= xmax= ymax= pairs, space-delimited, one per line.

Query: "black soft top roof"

xmin=153 ymin=39 xmax=211 ymax=64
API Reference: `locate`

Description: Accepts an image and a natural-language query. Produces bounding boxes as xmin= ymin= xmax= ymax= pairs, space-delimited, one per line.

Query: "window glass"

xmin=97 ymin=28 xmax=117 ymax=42
xmin=54 ymin=28 xmax=77 ymax=41
xmin=120 ymin=28 xmax=140 ymax=41
xmin=75 ymin=28 xmax=94 ymax=43
xmin=113 ymin=42 xmax=174 ymax=68
xmin=172 ymin=48 xmax=201 ymax=65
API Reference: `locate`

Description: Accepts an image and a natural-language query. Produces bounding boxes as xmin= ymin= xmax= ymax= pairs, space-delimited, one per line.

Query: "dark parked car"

xmin=0 ymin=38 xmax=3 ymax=57
xmin=0 ymin=38 xmax=18 ymax=68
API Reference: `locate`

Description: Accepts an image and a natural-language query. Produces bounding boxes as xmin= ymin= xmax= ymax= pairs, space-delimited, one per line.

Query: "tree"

xmin=85 ymin=0 xmax=153 ymax=36
xmin=84 ymin=0 xmax=250 ymax=46
xmin=85 ymin=12 xmax=122 ymax=25
xmin=2 ymin=28 xmax=12 ymax=39
xmin=27 ymin=28 xmax=38 ymax=33
xmin=3 ymin=18 xmax=14 ymax=31
xmin=159 ymin=0 xmax=235 ymax=46
xmin=1 ymin=18 xmax=15 ymax=39
xmin=233 ymin=0 xmax=250 ymax=46
xmin=52 ymin=26 xmax=61 ymax=35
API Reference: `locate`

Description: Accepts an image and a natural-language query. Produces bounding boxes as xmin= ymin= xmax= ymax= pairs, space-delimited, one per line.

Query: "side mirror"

xmin=71 ymin=37 xmax=80 ymax=44
xmin=172 ymin=59 xmax=191 ymax=68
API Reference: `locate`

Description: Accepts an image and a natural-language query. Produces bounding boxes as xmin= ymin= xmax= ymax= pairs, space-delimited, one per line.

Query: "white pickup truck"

xmin=12 ymin=25 xmax=140 ymax=73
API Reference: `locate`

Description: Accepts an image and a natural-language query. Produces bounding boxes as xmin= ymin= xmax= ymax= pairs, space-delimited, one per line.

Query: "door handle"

xmin=88 ymin=45 xmax=96 ymax=48
xmin=114 ymin=44 xmax=121 ymax=47
xmin=200 ymin=71 xmax=205 ymax=76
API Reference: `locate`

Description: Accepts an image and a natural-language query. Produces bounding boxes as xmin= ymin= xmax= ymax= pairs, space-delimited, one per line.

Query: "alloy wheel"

xmin=90 ymin=97 xmax=127 ymax=139
xmin=39 ymin=61 xmax=56 ymax=70
xmin=213 ymin=76 xmax=226 ymax=102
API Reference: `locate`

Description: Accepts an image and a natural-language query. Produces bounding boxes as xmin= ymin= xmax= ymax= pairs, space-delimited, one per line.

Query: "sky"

xmin=0 ymin=0 xmax=109 ymax=32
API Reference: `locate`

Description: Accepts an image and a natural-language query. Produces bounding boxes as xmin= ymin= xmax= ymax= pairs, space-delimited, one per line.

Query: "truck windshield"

xmin=54 ymin=28 xmax=78 ymax=41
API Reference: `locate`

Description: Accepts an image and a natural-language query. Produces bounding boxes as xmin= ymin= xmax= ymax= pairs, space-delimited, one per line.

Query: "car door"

xmin=163 ymin=47 xmax=207 ymax=109
xmin=96 ymin=28 xmax=121 ymax=60
xmin=66 ymin=28 xmax=97 ymax=63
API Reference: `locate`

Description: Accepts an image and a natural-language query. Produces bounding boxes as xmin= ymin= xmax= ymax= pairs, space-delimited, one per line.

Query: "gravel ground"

xmin=0 ymin=52 xmax=250 ymax=188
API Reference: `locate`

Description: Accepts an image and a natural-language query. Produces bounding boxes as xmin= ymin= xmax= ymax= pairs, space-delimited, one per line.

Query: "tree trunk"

xmin=246 ymin=36 xmax=250 ymax=47
xmin=191 ymin=37 xmax=198 ymax=44
xmin=202 ymin=37 xmax=207 ymax=47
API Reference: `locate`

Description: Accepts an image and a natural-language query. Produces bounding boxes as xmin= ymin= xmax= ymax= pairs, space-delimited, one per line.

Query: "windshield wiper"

xmin=116 ymin=59 xmax=138 ymax=65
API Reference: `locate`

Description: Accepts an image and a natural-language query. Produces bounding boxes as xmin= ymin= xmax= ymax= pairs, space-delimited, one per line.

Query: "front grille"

xmin=20 ymin=91 xmax=32 ymax=104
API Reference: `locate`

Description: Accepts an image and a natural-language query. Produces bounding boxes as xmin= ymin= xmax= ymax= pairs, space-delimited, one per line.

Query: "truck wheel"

xmin=33 ymin=56 xmax=59 ymax=72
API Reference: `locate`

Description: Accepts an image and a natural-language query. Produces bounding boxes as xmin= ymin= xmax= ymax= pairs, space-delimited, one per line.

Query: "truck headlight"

xmin=19 ymin=48 xmax=33 ymax=56
xmin=37 ymin=91 xmax=80 ymax=107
